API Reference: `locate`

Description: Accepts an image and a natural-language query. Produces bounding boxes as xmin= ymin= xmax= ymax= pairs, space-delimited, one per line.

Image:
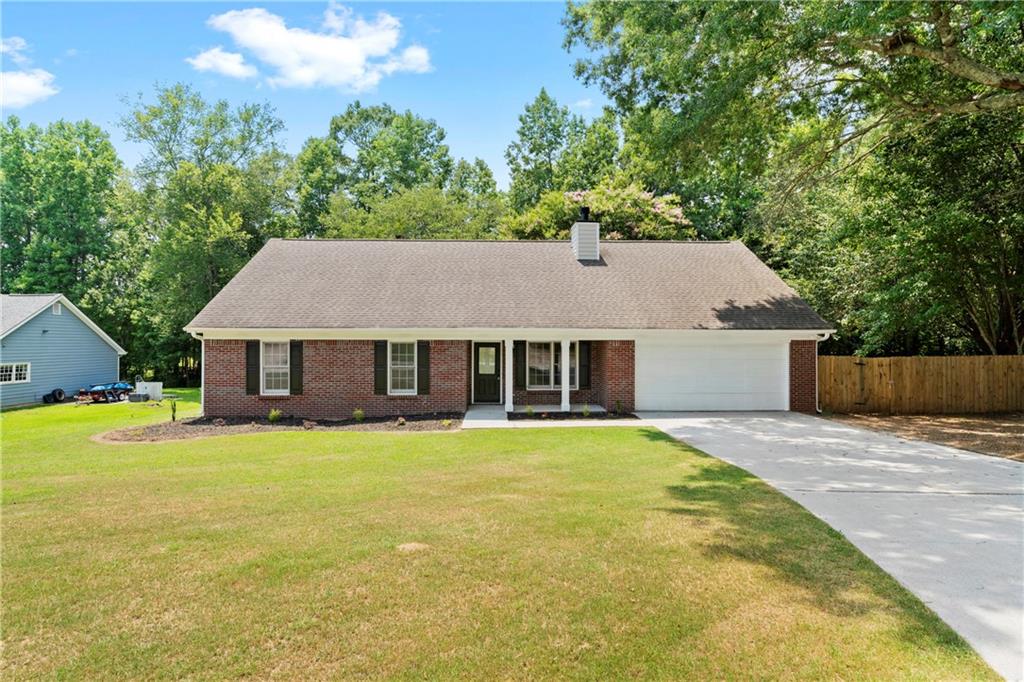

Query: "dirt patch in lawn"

xmin=830 ymin=413 xmax=1023 ymax=461
xmin=97 ymin=413 xmax=463 ymax=443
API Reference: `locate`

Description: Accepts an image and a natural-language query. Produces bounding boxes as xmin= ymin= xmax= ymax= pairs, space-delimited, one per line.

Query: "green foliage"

xmin=555 ymin=110 xmax=619 ymax=192
xmin=353 ymin=408 xmax=365 ymax=423
xmin=325 ymin=185 xmax=504 ymax=240
xmin=121 ymin=83 xmax=283 ymax=180
xmin=505 ymin=89 xmax=576 ymax=211
xmin=268 ymin=408 xmax=283 ymax=424
xmin=170 ymin=399 xmax=177 ymax=422
xmin=769 ymin=112 xmax=1024 ymax=355
xmin=1 ymin=117 xmax=122 ymax=300
xmin=503 ymin=174 xmax=693 ymax=241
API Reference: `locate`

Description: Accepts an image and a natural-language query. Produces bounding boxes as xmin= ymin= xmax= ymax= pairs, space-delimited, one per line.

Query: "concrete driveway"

xmin=640 ymin=412 xmax=1024 ymax=681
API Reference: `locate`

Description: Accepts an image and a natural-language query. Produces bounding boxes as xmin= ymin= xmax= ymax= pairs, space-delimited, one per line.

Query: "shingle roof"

xmin=187 ymin=239 xmax=830 ymax=331
xmin=1 ymin=294 xmax=61 ymax=335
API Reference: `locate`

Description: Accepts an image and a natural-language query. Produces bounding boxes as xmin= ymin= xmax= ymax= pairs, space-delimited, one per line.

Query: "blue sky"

xmin=1 ymin=2 xmax=608 ymax=188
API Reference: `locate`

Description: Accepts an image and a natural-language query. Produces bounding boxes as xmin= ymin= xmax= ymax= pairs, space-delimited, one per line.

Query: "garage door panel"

xmin=636 ymin=340 xmax=788 ymax=411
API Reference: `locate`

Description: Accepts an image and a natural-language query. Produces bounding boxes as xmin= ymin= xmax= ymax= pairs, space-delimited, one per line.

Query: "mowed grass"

xmin=2 ymin=393 xmax=994 ymax=680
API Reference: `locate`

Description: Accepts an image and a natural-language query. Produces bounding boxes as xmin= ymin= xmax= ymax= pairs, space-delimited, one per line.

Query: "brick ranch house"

xmin=185 ymin=218 xmax=833 ymax=419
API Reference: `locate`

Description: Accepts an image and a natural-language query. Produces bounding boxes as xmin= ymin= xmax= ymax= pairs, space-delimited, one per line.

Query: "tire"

xmin=43 ymin=393 xmax=54 ymax=404
xmin=51 ymin=388 xmax=66 ymax=403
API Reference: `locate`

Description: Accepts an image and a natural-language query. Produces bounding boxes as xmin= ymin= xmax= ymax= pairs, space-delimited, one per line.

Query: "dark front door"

xmin=474 ymin=343 xmax=501 ymax=403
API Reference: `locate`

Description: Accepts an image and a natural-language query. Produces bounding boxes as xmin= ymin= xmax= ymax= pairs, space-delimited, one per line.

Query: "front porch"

xmin=469 ymin=339 xmax=635 ymax=415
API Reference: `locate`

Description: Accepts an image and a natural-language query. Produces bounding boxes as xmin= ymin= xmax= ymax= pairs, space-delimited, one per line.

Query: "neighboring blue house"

xmin=0 ymin=294 xmax=126 ymax=409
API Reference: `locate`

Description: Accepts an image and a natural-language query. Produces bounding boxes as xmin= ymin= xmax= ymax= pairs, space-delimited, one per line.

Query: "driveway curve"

xmin=640 ymin=412 xmax=1023 ymax=681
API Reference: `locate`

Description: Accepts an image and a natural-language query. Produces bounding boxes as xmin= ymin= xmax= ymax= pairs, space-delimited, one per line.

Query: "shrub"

xmin=396 ymin=416 xmax=406 ymax=426
xmin=170 ymin=399 xmax=177 ymax=422
xmin=441 ymin=418 xmax=452 ymax=428
xmin=525 ymin=405 xmax=534 ymax=417
xmin=614 ymin=400 xmax=623 ymax=415
xmin=353 ymin=408 xmax=365 ymax=422
xmin=268 ymin=408 xmax=283 ymax=424
xmin=582 ymin=404 xmax=591 ymax=418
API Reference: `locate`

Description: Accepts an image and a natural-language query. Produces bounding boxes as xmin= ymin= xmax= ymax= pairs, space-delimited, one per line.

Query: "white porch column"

xmin=560 ymin=338 xmax=571 ymax=412
xmin=504 ymin=339 xmax=514 ymax=412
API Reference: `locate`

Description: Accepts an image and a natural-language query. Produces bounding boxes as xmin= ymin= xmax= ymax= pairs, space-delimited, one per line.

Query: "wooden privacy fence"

xmin=818 ymin=356 xmax=1024 ymax=414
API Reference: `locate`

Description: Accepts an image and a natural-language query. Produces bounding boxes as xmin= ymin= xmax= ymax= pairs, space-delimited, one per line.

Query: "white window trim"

xmin=526 ymin=341 xmax=578 ymax=391
xmin=51 ymin=302 xmax=62 ymax=315
xmin=260 ymin=340 xmax=290 ymax=396
xmin=0 ymin=362 xmax=31 ymax=385
xmin=387 ymin=340 xmax=418 ymax=396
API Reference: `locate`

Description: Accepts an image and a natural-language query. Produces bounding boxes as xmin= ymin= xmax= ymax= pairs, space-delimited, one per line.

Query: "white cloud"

xmin=1 ymin=36 xmax=30 ymax=65
xmin=187 ymin=46 xmax=258 ymax=79
xmin=202 ymin=3 xmax=431 ymax=92
xmin=573 ymin=98 xmax=594 ymax=110
xmin=1 ymin=68 xmax=59 ymax=108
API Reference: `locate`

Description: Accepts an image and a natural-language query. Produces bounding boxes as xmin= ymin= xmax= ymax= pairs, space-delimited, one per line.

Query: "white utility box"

xmin=135 ymin=381 xmax=163 ymax=401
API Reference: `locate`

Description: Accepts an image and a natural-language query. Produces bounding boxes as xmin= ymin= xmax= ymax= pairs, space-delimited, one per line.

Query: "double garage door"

xmin=635 ymin=339 xmax=789 ymax=411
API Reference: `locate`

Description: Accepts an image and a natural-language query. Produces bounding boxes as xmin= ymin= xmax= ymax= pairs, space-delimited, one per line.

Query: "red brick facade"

xmin=789 ymin=339 xmax=818 ymax=413
xmin=204 ymin=337 xmax=809 ymax=418
xmin=203 ymin=339 xmax=468 ymax=419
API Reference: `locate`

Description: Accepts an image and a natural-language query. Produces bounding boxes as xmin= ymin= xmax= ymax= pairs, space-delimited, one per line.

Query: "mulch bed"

xmin=830 ymin=412 xmax=1023 ymax=461
xmin=100 ymin=413 xmax=463 ymax=442
xmin=508 ymin=411 xmax=639 ymax=421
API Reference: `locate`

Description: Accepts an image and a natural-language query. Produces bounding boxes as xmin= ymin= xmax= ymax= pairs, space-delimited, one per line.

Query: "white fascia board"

xmin=185 ymin=327 xmax=835 ymax=343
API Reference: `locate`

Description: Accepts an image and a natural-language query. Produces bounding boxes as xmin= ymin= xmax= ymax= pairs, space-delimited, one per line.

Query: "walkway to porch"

xmin=462 ymin=403 xmax=641 ymax=430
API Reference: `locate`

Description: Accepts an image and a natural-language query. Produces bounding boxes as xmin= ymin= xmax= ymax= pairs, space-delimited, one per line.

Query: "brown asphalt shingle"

xmin=186 ymin=239 xmax=830 ymax=331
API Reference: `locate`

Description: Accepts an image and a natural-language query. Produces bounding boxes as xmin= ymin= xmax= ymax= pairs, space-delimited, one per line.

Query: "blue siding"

xmin=0 ymin=307 xmax=120 ymax=408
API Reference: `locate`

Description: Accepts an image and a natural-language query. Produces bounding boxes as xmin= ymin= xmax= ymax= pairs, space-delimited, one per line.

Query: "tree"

xmin=564 ymin=1 xmax=1024 ymax=198
xmin=505 ymin=88 xmax=577 ymax=211
xmin=324 ymin=185 xmax=504 ymax=240
xmin=448 ymin=158 xmax=498 ymax=202
xmin=296 ymin=101 xmax=454 ymax=217
xmin=119 ymin=84 xmax=290 ymax=381
xmin=78 ymin=179 xmax=154 ymax=377
xmin=293 ymin=136 xmax=342 ymax=238
xmin=554 ymin=110 xmax=619 ymax=192
xmin=1 ymin=118 xmax=121 ymax=301
xmin=503 ymin=174 xmax=693 ymax=241
xmin=122 ymin=83 xmax=283 ymax=182
xmin=770 ymin=111 xmax=1024 ymax=355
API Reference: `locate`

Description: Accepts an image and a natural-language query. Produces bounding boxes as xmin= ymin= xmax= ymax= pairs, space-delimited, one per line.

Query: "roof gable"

xmin=1 ymin=294 xmax=127 ymax=355
xmin=187 ymin=238 xmax=830 ymax=332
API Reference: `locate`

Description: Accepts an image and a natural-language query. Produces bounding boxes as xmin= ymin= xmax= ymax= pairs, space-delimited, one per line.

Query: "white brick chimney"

xmin=570 ymin=206 xmax=600 ymax=261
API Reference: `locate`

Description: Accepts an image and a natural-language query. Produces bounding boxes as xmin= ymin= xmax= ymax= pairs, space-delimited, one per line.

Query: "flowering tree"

xmin=502 ymin=175 xmax=693 ymax=240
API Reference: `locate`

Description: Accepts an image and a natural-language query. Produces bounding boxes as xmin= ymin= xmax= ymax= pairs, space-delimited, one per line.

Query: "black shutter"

xmin=374 ymin=341 xmax=388 ymax=395
xmin=579 ymin=341 xmax=591 ymax=389
xmin=417 ymin=341 xmax=430 ymax=395
xmin=514 ymin=341 xmax=526 ymax=389
xmin=289 ymin=341 xmax=303 ymax=395
xmin=245 ymin=341 xmax=260 ymax=395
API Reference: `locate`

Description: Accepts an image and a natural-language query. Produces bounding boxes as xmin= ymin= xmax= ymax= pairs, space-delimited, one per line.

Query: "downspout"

xmin=815 ymin=332 xmax=832 ymax=414
xmin=189 ymin=331 xmax=204 ymax=417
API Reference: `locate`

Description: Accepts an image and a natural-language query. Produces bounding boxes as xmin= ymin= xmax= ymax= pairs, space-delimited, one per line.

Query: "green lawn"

xmin=1 ymin=393 xmax=994 ymax=679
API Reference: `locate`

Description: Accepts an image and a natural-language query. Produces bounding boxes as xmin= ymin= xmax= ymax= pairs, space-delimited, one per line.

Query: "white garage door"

xmin=635 ymin=339 xmax=789 ymax=411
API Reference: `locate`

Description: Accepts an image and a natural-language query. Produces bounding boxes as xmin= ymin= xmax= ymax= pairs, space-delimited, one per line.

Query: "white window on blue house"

xmin=0 ymin=362 xmax=31 ymax=384
xmin=52 ymin=302 xmax=62 ymax=315
xmin=261 ymin=342 xmax=289 ymax=395
xmin=388 ymin=341 xmax=417 ymax=395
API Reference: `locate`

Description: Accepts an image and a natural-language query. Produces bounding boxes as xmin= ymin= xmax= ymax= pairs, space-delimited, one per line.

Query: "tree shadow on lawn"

xmin=637 ymin=428 xmax=976 ymax=655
